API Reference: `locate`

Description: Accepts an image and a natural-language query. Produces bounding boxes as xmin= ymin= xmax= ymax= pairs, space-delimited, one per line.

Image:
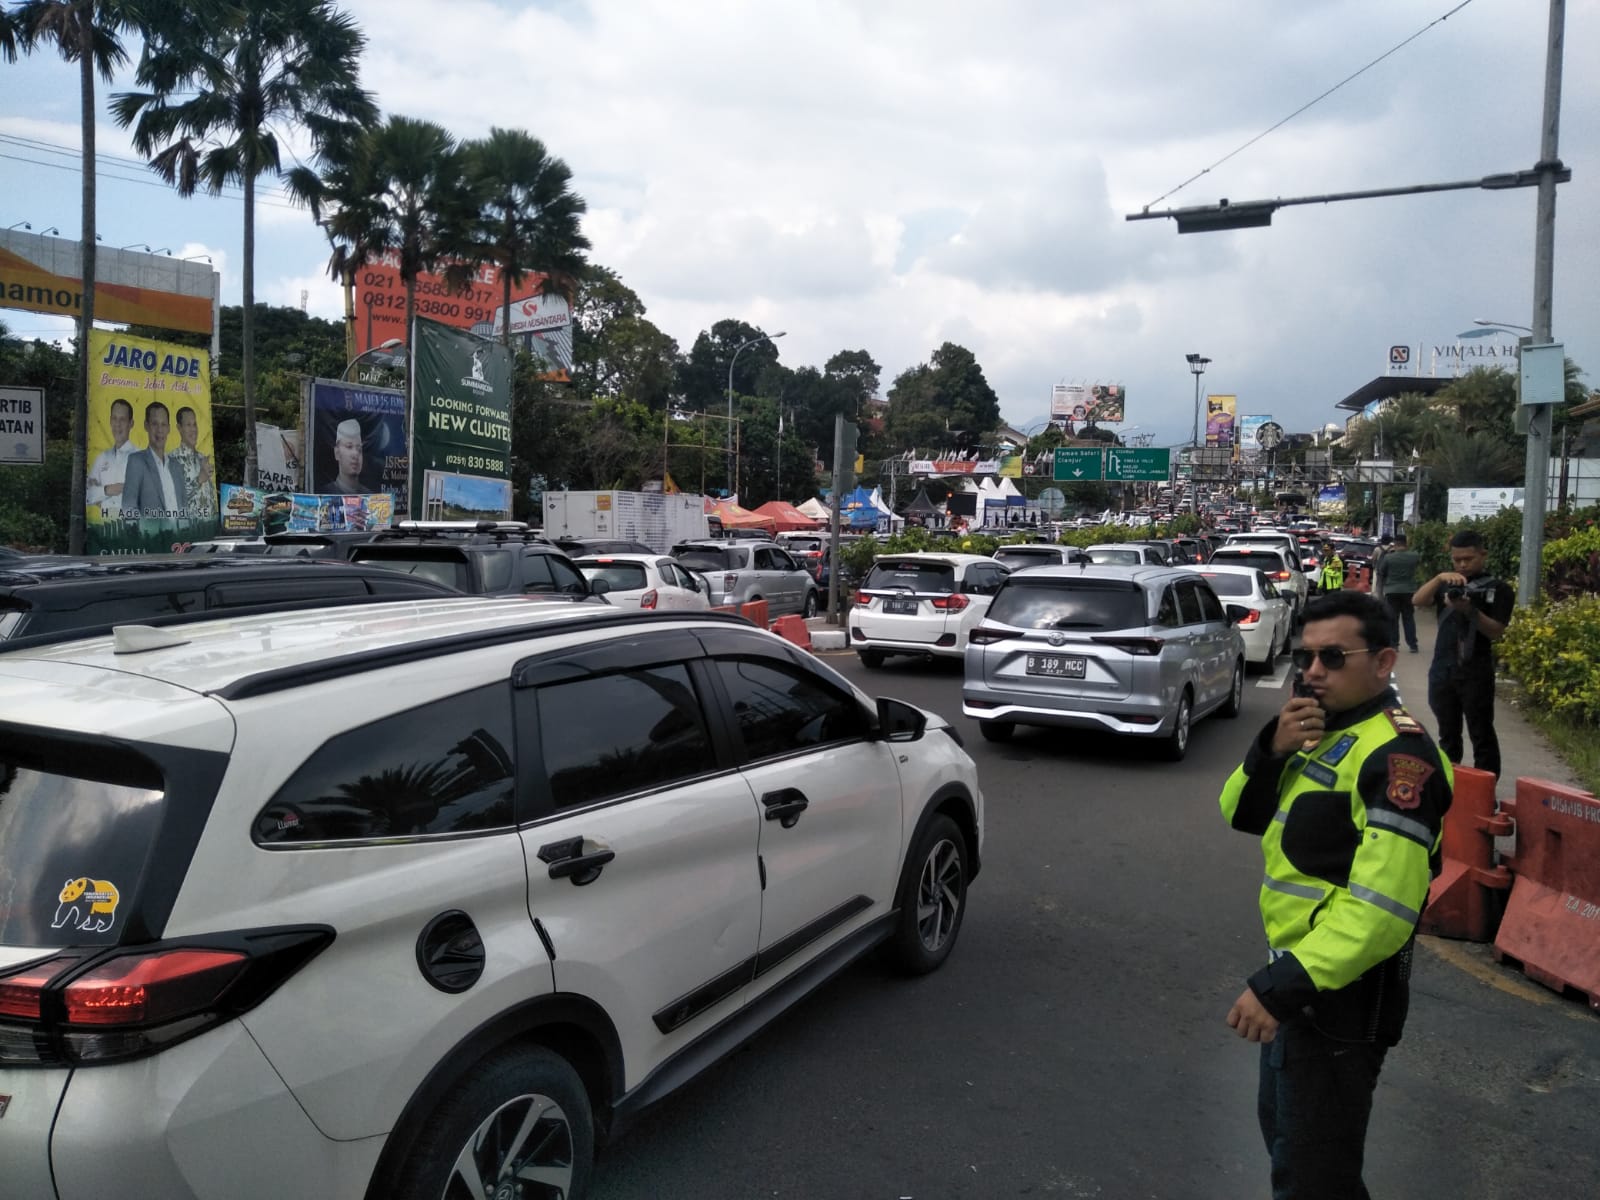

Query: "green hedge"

xmin=1497 ymin=595 xmax=1600 ymax=726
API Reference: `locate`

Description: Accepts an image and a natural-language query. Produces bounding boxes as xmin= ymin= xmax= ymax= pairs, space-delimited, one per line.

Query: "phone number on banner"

xmin=360 ymin=291 xmax=495 ymax=323
xmin=445 ymin=452 xmax=507 ymax=473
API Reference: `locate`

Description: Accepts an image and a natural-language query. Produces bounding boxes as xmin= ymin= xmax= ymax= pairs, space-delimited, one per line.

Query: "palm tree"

xmin=460 ymin=128 xmax=590 ymax=348
xmin=112 ymin=0 xmax=376 ymax=487
xmin=1427 ymin=430 xmax=1525 ymax=491
xmin=283 ymin=124 xmax=382 ymax=364
xmin=13 ymin=0 xmax=143 ymax=554
xmin=353 ymin=115 xmax=479 ymax=401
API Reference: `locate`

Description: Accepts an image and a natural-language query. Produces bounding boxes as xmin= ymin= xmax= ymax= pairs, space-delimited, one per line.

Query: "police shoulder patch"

xmin=1386 ymin=753 xmax=1436 ymax=809
xmin=1384 ymin=707 xmax=1425 ymax=736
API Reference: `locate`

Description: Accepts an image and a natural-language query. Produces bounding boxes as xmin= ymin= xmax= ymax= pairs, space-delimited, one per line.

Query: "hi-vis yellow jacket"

xmin=1220 ymin=688 xmax=1453 ymax=1040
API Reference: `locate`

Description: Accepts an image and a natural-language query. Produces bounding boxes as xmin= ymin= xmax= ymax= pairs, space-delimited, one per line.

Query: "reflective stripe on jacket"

xmin=1220 ymin=688 xmax=1453 ymax=1037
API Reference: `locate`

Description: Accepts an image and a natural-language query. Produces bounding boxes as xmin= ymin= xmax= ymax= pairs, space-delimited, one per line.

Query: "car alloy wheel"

xmin=1160 ymin=692 xmax=1193 ymax=762
xmin=802 ymin=590 xmax=818 ymax=618
xmin=1222 ymin=660 xmax=1244 ymax=718
xmin=917 ymin=835 xmax=964 ymax=954
xmin=444 ymin=1091 xmax=576 ymax=1199
xmin=889 ymin=814 xmax=968 ymax=974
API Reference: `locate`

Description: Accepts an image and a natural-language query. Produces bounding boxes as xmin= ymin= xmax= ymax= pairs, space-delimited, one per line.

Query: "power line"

xmin=0 ymin=135 xmax=307 ymax=211
xmin=1143 ymin=0 xmax=1479 ymax=210
xmin=0 ymin=131 xmax=308 ymax=205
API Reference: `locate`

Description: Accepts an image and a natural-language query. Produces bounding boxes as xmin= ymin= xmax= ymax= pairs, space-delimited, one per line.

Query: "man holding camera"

xmin=1414 ymin=530 xmax=1514 ymax=777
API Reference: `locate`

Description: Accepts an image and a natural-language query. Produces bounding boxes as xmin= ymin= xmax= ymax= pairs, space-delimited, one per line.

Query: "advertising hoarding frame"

xmin=409 ymin=317 xmax=513 ymax=519
xmin=305 ymin=377 xmax=409 ymax=511
xmin=0 ymin=385 xmax=44 ymax=465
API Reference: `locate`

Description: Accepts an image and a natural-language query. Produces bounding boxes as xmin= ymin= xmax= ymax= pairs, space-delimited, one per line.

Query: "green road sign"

xmin=1104 ymin=447 xmax=1171 ymax=482
xmin=1053 ymin=447 xmax=1104 ymax=481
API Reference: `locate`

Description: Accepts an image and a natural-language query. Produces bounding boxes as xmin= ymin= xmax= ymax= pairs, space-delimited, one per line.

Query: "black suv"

xmin=349 ymin=521 xmax=603 ymax=599
xmin=0 ymin=556 xmax=458 ymax=649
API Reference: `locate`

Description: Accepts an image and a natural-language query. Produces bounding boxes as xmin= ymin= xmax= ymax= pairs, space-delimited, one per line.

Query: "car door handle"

xmin=537 ymin=836 xmax=616 ymax=885
xmin=761 ymin=788 xmax=809 ymax=828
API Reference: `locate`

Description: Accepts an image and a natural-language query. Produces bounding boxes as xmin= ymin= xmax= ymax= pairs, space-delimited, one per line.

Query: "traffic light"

xmin=836 ymin=419 xmax=859 ymax=492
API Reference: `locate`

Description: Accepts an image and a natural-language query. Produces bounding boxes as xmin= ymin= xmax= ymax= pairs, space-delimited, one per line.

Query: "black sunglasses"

xmin=1291 ymin=646 xmax=1374 ymax=671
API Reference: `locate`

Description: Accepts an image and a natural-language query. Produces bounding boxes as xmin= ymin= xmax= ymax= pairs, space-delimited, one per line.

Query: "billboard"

xmin=353 ymin=254 xmax=572 ymax=380
xmin=255 ymin=423 xmax=303 ymax=493
xmin=1446 ymin=487 xmax=1525 ymax=522
xmin=1205 ymin=394 xmax=1237 ymax=449
xmin=219 ymin=484 xmax=394 ymax=537
xmin=1050 ymin=384 xmax=1084 ymax=419
xmin=1 ymin=229 xmax=215 ymax=335
xmin=1086 ymin=383 xmax=1125 ymax=423
xmin=1239 ymin=413 xmax=1272 ymax=456
xmin=85 ymin=330 xmax=218 ymax=554
xmin=0 ymin=386 xmax=44 ymax=464
xmin=410 ymin=318 xmax=513 ymax=517
xmin=306 ymin=379 xmax=408 ymax=510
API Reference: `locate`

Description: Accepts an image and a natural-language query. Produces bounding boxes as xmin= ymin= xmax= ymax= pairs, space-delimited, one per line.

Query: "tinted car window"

xmin=480 ymin=550 xmax=515 ymax=593
xmin=0 ymin=755 xmax=165 ymax=947
xmin=522 ymin=553 xmax=557 ymax=592
xmin=1194 ymin=582 xmax=1226 ymax=622
xmin=1174 ymin=581 xmax=1204 ymax=624
xmin=987 ymin=577 xmax=1147 ymax=630
xmin=673 ymin=546 xmax=734 ymax=572
xmin=863 ymin=561 xmax=956 ymax=593
xmin=535 ymin=664 xmax=712 ymax=811
xmin=714 ymin=658 xmax=869 ymax=761
xmin=1155 ymin=586 xmax=1180 ymax=627
xmin=548 ymin=557 xmax=587 ymax=593
xmin=576 ymin=560 xmax=649 ymax=591
xmin=254 ymin=684 xmax=515 ymax=845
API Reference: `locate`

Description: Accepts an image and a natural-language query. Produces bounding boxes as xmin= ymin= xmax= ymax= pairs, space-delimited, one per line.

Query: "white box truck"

xmin=542 ymin=489 xmax=710 ymax=553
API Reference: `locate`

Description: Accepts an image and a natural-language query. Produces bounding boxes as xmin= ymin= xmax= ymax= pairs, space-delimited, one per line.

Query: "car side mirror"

xmin=587 ymin=578 xmax=611 ymax=596
xmin=875 ymin=696 xmax=927 ymax=742
xmin=1225 ymin=603 xmax=1250 ymax=625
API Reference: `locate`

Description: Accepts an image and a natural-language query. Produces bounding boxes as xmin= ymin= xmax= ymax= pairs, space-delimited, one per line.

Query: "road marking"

xmin=1256 ymin=660 xmax=1291 ymax=688
xmin=1418 ymin=937 xmax=1591 ymax=1020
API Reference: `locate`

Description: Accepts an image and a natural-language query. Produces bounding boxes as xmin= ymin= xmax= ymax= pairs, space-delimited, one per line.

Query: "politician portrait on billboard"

xmin=307 ymin=379 xmax=409 ymax=510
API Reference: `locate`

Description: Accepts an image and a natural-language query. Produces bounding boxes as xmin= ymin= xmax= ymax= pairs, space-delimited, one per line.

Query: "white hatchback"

xmin=848 ymin=553 xmax=1009 ymax=667
xmin=1185 ymin=563 xmax=1292 ymax=669
xmin=574 ymin=554 xmax=713 ymax=611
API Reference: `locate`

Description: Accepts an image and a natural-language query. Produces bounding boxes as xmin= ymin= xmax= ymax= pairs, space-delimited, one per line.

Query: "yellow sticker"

xmin=53 ymin=876 xmax=121 ymax=934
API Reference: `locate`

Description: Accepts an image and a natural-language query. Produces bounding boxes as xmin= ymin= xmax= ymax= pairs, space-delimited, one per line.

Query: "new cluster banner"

xmin=306 ymin=379 xmax=408 ymax=510
xmin=410 ymin=318 xmax=513 ymax=519
xmin=219 ymin=485 xmax=394 ymax=537
xmin=85 ymin=330 xmax=219 ymax=554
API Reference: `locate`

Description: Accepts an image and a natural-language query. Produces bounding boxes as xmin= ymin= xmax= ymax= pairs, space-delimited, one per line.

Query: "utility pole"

xmin=827 ymin=414 xmax=845 ymax=623
xmin=1517 ymin=0 xmax=1565 ymax=608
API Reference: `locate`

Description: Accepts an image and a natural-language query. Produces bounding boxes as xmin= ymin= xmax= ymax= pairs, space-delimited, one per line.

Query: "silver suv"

xmin=0 ymin=598 xmax=981 ymax=1199
xmin=669 ymin=539 xmax=819 ymax=616
xmin=961 ymin=564 xmax=1247 ymax=760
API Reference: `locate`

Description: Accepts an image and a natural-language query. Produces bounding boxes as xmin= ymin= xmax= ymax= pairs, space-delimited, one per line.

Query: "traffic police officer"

xmin=1220 ymin=590 xmax=1453 ymax=1199
xmin=1318 ymin=547 xmax=1345 ymax=593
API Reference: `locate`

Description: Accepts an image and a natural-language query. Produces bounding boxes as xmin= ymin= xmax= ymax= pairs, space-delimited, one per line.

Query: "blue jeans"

xmin=1258 ymin=1021 xmax=1387 ymax=1199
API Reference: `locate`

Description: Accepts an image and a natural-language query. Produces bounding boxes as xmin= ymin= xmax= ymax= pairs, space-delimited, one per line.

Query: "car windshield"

xmin=576 ymin=560 xmax=649 ymax=591
xmin=1197 ymin=573 xmax=1254 ymax=597
xmin=782 ymin=537 xmax=823 ymax=553
xmin=993 ymin=548 xmax=1056 ymax=564
xmin=987 ymin=578 xmax=1146 ymax=630
xmin=1087 ymin=548 xmax=1141 ymax=565
xmin=863 ymin=561 xmax=956 ymax=593
xmin=672 ymin=547 xmax=733 ymax=572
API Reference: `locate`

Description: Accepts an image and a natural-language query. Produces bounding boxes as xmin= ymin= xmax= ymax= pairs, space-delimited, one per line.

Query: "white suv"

xmin=0 ymin=598 xmax=982 ymax=1200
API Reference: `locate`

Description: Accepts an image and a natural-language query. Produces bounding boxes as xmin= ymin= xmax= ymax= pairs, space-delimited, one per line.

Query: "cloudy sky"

xmin=3 ymin=0 xmax=1595 ymax=448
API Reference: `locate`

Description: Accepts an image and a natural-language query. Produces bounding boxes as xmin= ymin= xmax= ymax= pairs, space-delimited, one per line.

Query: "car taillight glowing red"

xmin=1272 ymin=571 xmax=1291 ymax=581
xmin=0 ymin=960 xmax=71 ymax=1020
xmin=1240 ymin=609 xmax=1262 ymax=626
xmin=62 ymin=950 xmax=248 ymax=1026
xmin=931 ymin=594 xmax=969 ymax=611
xmin=639 ymin=588 xmax=658 ymax=609
xmin=854 ymin=590 xmax=870 ymax=606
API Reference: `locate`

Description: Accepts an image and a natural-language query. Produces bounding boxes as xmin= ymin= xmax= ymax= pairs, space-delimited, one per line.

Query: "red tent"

xmin=706 ymin=499 xmax=778 ymax=533
xmin=753 ymin=500 xmax=823 ymax=532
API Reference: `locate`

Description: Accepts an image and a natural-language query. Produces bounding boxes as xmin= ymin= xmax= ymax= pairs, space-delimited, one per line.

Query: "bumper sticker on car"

xmin=52 ymin=875 xmax=121 ymax=934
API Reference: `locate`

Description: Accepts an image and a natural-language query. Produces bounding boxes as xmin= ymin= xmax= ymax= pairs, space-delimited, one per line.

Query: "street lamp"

xmin=726 ymin=330 xmax=786 ymax=497
xmin=342 ymin=338 xmax=405 ymax=381
xmin=1186 ymin=354 xmax=1211 ymax=515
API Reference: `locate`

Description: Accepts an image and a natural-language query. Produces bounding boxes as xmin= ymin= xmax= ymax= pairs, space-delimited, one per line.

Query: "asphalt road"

xmin=590 ymin=649 xmax=1600 ymax=1199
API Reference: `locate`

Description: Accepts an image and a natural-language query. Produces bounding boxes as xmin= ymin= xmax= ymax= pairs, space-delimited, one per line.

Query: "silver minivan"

xmin=668 ymin=539 xmax=819 ymax=617
xmin=960 ymin=564 xmax=1247 ymax=760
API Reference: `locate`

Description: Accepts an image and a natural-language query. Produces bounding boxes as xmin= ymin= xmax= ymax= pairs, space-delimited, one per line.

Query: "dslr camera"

xmin=1445 ymin=576 xmax=1494 ymax=606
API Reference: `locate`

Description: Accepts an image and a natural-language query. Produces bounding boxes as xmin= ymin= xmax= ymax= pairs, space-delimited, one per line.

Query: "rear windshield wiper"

xmin=1047 ymin=619 xmax=1102 ymax=629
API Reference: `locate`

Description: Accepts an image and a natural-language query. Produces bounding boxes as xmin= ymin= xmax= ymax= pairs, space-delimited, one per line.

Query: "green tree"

xmin=460 ymin=127 xmax=590 ymax=348
xmin=12 ymin=0 xmax=145 ymax=552
xmin=824 ymin=348 xmax=881 ymax=409
xmin=569 ymin=267 xmax=679 ymax=410
xmin=883 ymin=342 xmax=1001 ymax=453
xmin=113 ymin=0 xmax=377 ymax=487
xmin=345 ymin=116 xmax=478 ymax=411
xmin=677 ymin=319 xmax=783 ymax=412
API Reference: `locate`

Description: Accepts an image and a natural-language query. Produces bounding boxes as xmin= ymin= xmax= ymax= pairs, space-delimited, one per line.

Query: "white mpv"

xmin=0 ymin=598 xmax=983 ymax=1200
